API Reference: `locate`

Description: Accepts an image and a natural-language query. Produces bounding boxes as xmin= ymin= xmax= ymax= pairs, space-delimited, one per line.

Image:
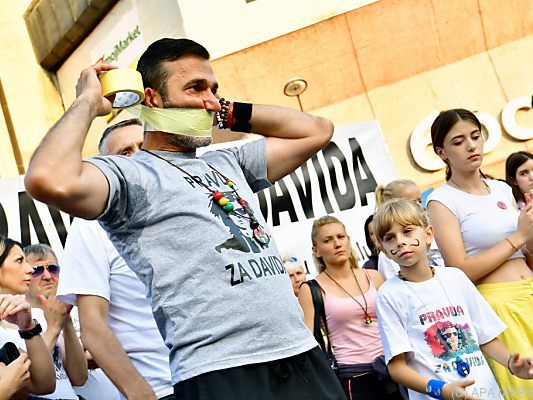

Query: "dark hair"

xmin=430 ymin=109 xmax=481 ymax=181
xmin=136 ymin=38 xmax=210 ymax=100
xmin=505 ymin=151 xmax=533 ymax=203
xmin=98 ymin=118 xmax=143 ymax=155
xmin=23 ymin=243 xmax=57 ymax=263
xmin=363 ymin=214 xmax=378 ymax=259
xmin=0 ymin=237 xmax=23 ymax=267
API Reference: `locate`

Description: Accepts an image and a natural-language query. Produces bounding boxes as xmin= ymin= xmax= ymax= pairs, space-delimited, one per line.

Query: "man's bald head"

xmin=99 ymin=118 xmax=144 ymax=156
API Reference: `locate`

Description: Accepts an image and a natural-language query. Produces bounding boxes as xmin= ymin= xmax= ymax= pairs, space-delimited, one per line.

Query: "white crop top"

xmin=427 ymin=180 xmax=523 ymax=259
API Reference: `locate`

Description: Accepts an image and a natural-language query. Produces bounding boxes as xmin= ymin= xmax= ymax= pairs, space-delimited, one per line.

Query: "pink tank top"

xmin=319 ymin=269 xmax=384 ymax=365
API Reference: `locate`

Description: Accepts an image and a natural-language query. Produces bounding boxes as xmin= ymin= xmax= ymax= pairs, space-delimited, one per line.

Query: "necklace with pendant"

xmin=448 ymin=178 xmax=490 ymax=195
xmin=399 ymin=268 xmax=471 ymax=377
xmin=141 ymin=149 xmax=271 ymax=246
xmin=324 ymin=268 xmax=374 ymax=324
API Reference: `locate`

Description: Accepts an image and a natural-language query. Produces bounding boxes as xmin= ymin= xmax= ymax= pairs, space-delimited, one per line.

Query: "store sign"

xmin=95 ymin=25 xmax=141 ymax=64
xmin=410 ymin=96 xmax=533 ymax=171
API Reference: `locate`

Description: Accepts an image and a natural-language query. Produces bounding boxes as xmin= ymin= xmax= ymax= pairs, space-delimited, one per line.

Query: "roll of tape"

xmin=98 ymin=69 xmax=145 ymax=109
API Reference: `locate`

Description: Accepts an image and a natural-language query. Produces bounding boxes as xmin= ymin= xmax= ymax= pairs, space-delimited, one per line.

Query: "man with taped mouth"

xmin=25 ymin=38 xmax=344 ymax=399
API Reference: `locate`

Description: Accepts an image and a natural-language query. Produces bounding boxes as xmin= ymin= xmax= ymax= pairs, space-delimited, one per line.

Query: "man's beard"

xmin=164 ymin=132 xmax=212 ymax=148
xmin=161 ymin=97 xmax=213 ymax=149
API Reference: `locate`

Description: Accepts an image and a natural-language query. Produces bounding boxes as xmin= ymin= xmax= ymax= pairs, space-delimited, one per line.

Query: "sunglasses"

xmin=442 ymin=331 xmax=458 ymax=339
xmin=32 ymin=264 xmax=60 ymax=278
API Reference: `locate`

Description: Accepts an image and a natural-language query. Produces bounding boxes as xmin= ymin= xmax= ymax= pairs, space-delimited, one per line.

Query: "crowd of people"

xmin=0 ymin=37 xmax=531 ymax=400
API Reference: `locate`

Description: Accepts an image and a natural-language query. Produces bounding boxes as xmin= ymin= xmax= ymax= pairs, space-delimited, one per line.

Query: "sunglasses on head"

xmin=32 ymin=264 xmax=60 ymax=278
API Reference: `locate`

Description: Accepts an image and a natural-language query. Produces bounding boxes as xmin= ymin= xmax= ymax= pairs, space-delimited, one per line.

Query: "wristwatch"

xmin=18 ymin=319 xmax=42 ymax=339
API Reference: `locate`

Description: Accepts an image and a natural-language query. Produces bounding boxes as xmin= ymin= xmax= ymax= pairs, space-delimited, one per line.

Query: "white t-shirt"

xmin=427 ymin=180 xmax=523 ymax=259
xmin=378 ymin=252 xmax=400 ymax=280
xmin=73 ymin=368 xmax=121 ymax=400
xmin=0 ymin=323 xmax=24 ymax=345
xmin=56 ymin=218 xmax=173 ymax=398
xmin=0 ymin=322 xmax=26 ymax=358
xmin=68 ymin=308 xmax=121 ymax=400
xmin=376 ymin=267 xmax=505 ymax=400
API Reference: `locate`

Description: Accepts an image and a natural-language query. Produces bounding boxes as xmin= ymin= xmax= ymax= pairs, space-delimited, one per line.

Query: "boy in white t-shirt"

xmin=373 ymin=199 xmax=533 ymax=400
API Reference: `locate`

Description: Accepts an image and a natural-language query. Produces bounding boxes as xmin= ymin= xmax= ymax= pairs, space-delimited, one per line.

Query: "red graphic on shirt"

xmin=497 ymin=201 xmax=507 ymax=210
xmin=423 ymin=321 xmax=476 ymax=362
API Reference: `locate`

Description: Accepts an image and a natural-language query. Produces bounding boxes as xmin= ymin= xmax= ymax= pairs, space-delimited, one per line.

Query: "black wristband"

xmin=18 ymin=319 xmax=42 ymax=339
xmin=231 ymin=102 xmax=252 ymax=133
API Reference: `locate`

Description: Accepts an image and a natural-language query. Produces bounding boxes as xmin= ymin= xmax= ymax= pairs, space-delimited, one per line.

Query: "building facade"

xmin=1 ymin=0 xmax=531 ymax=190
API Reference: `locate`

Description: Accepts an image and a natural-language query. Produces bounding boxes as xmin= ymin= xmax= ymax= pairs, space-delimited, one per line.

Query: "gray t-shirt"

xmin=89 ymin=138 xmax=316 ymax=384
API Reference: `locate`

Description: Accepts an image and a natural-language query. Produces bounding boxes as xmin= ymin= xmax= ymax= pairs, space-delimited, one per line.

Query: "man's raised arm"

xmin=24 ymin=64 xmax=115 ymax=219
xmin=246 ymin=104 xmax=334 ymax=182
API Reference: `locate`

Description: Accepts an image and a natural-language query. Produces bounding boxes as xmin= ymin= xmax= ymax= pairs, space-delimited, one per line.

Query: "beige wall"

xmin=212 ymin=0 xmax=533 ymax=189
xmin=0 ymin=0 xmax=64 ymax=179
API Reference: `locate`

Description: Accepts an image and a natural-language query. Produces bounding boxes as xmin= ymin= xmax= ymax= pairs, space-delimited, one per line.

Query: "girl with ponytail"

xmin=375 ymin=180 xmax=421 ymax=207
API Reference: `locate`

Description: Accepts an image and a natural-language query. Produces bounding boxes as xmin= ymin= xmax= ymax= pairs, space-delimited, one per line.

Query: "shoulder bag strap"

xmin=304 ymin=279 xmax=333 ymax=354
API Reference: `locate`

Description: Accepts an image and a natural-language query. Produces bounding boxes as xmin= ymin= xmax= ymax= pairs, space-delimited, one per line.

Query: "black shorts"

xmin=174 ymin=347 xmax=346 ymax=400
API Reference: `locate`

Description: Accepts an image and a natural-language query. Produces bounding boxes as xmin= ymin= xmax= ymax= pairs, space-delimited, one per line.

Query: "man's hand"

xmin=509 ymin=353 xmax=533 ymax=379
xmin=75 ymin=63 xmax=117 ymax=117
xmin=1 ymin=295 xmax=33 ymax=330
xmin=442 ymin=379 xmax=480 ymax=400
xmin=39 ymin=292 xmax=67 ymax=332
xmin=0 ymin=353 xmax=31 ymax=397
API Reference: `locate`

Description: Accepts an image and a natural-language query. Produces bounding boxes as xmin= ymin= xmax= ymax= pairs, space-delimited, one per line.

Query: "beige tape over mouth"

xmin=99 ymin=68 xmax=214 ymax=137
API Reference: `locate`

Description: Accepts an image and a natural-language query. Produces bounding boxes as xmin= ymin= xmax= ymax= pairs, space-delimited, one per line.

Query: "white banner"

xmin=0 ymin=121 xmax=395 ymax=272
xmin=262 ymin=121 xmax=396 ymax=276
xmin=0 ymin=176 xmax=70 ymax=259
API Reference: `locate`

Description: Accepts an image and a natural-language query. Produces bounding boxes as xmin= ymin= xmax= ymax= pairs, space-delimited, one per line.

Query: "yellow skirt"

xmin=477 ymin=279 xmax=533 ymax=400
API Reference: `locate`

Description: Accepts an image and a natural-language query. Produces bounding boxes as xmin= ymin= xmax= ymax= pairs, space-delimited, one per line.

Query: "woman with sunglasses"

xmin=427 ymin=109 xmax=533 ymax=398
xmin=0 ymin=236 xmax=55 ymax=398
